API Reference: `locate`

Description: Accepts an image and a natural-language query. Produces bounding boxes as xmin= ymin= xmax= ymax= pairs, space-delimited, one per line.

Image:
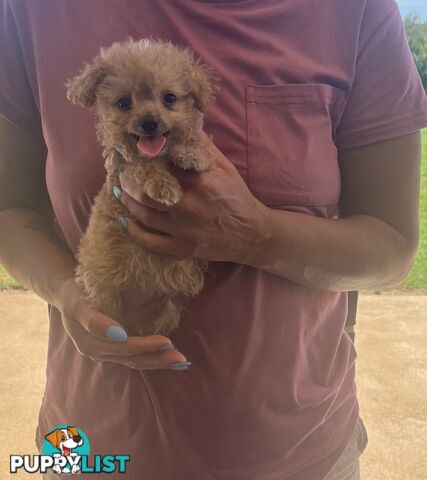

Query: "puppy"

xmin=66 ymin=39 xmax=218 ymax=336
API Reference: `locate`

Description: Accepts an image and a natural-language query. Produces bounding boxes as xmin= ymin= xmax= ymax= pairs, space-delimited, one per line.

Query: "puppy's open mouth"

xmin=130 ymin=132 xmax=170 ymax=158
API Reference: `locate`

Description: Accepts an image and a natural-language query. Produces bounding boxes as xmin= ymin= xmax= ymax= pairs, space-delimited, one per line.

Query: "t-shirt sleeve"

xmin=0 ymin=0 xmax=40 ymax=134
xmin=336 ymin=0 xmax=427 ymax=150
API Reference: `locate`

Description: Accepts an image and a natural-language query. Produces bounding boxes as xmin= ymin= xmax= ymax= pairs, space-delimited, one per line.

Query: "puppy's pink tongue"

xmin=137 ymin=136 xmax=166 ymax=157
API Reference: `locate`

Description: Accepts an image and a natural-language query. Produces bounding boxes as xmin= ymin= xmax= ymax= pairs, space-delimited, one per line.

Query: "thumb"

xmin=76 ymin=301 xmax=128 ymax=343
xmin=199 ymin=130 xmax=237 ymax=172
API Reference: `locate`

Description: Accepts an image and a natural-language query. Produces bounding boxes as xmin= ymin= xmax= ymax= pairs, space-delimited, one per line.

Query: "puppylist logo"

xmin=10 ymin=425 xmax=130 ymax=475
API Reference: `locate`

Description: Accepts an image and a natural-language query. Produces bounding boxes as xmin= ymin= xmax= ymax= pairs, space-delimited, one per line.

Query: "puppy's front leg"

xmin=171 ymin=141 xmax=213 ymax=172
xmin=130 ymin=161 xmax=182 ymax=207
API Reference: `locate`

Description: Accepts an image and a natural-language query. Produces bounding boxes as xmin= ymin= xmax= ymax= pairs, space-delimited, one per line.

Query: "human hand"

xmin=57 ymin=278 xmax=191 ymax=371
xmin=116 ymin=131 xmax=271 ymax=264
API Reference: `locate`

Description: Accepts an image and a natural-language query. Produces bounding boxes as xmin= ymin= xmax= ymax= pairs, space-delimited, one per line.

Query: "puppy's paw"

xmin=144 ymin=177 xmax=182 ymax=206
xmin=172 ymin=144 xmax=212 ymax=172
xmin=189 ymin=154 xmax=211 ymax=172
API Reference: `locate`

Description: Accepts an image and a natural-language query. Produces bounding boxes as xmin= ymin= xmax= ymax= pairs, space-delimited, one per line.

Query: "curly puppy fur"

xmin=66 ymin=39 xmax=218 ymax=336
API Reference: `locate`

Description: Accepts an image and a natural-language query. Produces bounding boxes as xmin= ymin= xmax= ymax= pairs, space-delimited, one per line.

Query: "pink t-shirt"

xmin=2 ymin=1 xmax=427 ymax=478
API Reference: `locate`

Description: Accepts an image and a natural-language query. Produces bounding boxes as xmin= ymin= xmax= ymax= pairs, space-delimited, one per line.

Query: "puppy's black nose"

xmin=141 ymin=119 xmax=158 ymax=135
xmin=73 ymin=435 xmax=82 ymax=443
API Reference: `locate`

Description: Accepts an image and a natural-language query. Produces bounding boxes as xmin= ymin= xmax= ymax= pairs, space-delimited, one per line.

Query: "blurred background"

xmin=397 ymin=0 xmax=427 ymax=20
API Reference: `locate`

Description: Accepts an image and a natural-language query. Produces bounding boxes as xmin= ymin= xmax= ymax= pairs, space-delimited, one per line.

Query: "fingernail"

xmin=115 ymin=144 xmax=125 ymax=155
xmin=113 ymin=186 xmax=122 ymax=200
xmin=169 ymin=361 xmax=192 ymax=370
xmin=158 ymin=343 xmax=176 ymax=351
xmin=107 ymin=325 xmax=128 ymax=343
xmin=118 ymin=216 xmax=128 ymax=231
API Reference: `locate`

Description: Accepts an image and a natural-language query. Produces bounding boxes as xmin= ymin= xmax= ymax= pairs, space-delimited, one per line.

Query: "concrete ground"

xmin=0 ymin=292 xmax=426 ymax=479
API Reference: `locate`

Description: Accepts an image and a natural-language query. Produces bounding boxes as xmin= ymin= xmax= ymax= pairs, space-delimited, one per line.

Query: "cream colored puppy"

xmin=66 ymin=39 xmax=218 ymax=336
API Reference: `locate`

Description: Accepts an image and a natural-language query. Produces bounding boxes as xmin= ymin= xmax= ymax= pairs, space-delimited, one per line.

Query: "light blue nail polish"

xmin=113 ymin=186 xmax=122 ymax=200
xmin=107 ymin=325 xmax=128 ymax=343
xmin=115 ymin=144 xmax=125 ymax=155
xmin=118 ymin=216 xmax=128 ymax=231
xmin=169 ymin=362 xmax=192 ymax=370
xmin=158 ymin=343 xmax=176 ymax=351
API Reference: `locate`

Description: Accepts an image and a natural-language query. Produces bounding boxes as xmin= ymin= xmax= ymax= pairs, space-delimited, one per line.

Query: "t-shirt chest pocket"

xmin=246 ymin=84 xmax=346 ymax=208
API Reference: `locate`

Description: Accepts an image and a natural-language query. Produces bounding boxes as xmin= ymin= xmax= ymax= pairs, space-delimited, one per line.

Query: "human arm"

xmin=0 ymin=114 xmax=76 ymax=306
xmin=0 ymin=115 xmax=188 ymax=369
xmin=117 ymin=130 xmax=420 ymax=292
xmin=248 ymin=131 xmax=421 ymax=291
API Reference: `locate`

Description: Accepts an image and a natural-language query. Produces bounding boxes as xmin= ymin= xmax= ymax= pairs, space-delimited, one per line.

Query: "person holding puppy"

xmin=0 ymin=1 xmax=426 ymax=479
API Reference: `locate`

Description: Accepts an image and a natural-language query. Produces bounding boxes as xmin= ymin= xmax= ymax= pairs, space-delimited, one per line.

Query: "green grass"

xmin=401 ymin=128 xmax=427 ymax=290
xmin=0 ymin=129 xmax=426 ymax=292
xmin=0 ymin=264 xmax=24 ymax=290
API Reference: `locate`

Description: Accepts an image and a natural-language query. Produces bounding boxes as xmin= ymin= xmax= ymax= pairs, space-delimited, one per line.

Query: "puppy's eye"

xmin=163 ymin=93 xmax=177 ymax=106
xmin=116 ymin=97 xmax=132 ymax=111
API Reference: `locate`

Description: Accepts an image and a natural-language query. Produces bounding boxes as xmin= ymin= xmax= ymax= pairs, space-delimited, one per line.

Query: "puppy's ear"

xmin=188 ymin=62 xmax=220 ymax=112
xmin=66 ymin=59 xmax=110 ymax=107
xmin=45 ymin=429 xmax=61 ymax=448
xmin=68 ymin=426 xmax=79 ymax=437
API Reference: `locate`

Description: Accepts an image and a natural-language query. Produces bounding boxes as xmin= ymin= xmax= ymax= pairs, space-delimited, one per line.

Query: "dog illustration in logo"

xmin=45 ymin=426 xmax=83 ymax=474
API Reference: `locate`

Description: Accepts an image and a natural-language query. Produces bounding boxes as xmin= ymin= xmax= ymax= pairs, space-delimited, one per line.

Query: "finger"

xmin=124 ymin=217 xmax=185 ymax=256
xmin=198 ymin=130 xmax=239 ymax=172
xmin=103 ymin=350 xmax=189 ymax=371
xmin=168 ymin=164 xmax=204 ymax=186
xmin=65 ymin=287 xmax=130 ymax=343
xmin=85 ymin=311 xmax=129 ymax=343
xmin=67 ymin=318 xmax=179 ymax=357
xmin=119 ymin=174 xmax=170 ymax=212
xmin=119 ymin=191 xmax=174 ymax=233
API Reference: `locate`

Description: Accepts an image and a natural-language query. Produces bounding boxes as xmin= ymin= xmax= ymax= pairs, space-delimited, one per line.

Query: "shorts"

xmin=322 ymin=416 xmax=369 ymax=480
